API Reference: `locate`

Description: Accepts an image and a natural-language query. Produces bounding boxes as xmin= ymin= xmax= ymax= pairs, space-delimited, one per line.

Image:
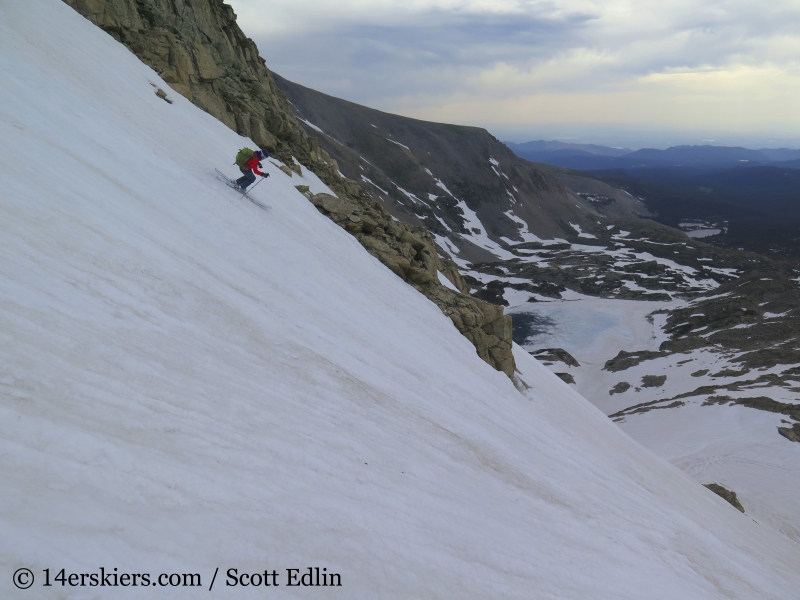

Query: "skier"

xmin=234 ymin=148 xmax=270 ymax=191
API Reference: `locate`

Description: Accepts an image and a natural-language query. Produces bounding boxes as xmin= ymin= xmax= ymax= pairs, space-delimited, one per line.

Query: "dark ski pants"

xmin=235 ymin=168 xmax=256 ymax=189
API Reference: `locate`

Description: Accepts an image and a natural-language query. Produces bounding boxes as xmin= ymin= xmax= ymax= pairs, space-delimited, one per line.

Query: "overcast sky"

xmin=228 ymin=0 xmax=800 ymax=148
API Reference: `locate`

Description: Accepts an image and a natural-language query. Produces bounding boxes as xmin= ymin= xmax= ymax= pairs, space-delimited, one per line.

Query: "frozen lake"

xmin=507 ymin=297 xmax=680 ymax=364
xmin=686 ymin=228 xmax=721 ymax=238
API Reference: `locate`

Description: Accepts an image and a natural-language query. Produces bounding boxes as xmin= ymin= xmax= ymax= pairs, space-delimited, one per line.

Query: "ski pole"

xmin=242 ymin=174 xmax=266 ymax=197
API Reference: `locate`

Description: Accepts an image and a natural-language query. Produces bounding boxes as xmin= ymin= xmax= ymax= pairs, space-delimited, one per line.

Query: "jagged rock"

xmin=309 ymin=193 xmax=333 ymax=207
xmin=400 ymin=230 xmax=425 ymax=250
xmin=322 ymin=197 xmax=356 ymax=215
xmin=407 ymin=266 xmax=434 ymax=285
xmin=703 ymin=483 xmax=745 ymax=513
xmin=154 ymin=87 xmax=172 ymax=104
xmin=641 ymin=375 xmax=667 ymax=388
xmin=556 ymin=373 xmax=576 ymax=385
xmin=360 ymin=216 xmax=377 ymax=234
xmin=609 ymin=382 xmax=631 ymax=395
xmin=530 ymin=348 xmax=580 ymax=367
xmin=604 ymin=350 xmax=668 ymax=372
xmin=778 ymin=424 xmax=800 ymax=443
xmin=610 ymin=400 xmax=686 ymax=418
xmin=710 ymin=368 xmax=750 ymax=378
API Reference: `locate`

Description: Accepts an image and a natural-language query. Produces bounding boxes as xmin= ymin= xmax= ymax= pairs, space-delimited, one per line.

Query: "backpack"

xmin=234 ymin=147 xmax=255 ymax=167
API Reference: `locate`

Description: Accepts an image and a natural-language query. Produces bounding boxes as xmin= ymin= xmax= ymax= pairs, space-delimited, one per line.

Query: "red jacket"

xmin=243 ymin=156 xmax=265 ymax=176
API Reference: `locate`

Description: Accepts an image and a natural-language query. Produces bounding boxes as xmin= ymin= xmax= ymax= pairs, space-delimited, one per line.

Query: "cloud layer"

xmin=230 ymin=0 xmax=800 ymax=147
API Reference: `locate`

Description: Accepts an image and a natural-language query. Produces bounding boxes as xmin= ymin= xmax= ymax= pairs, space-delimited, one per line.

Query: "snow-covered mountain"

xmin=274 ymin=74 xmax=650 ymax=260
xmin=4 ymin=1 xmax=800 ymax=598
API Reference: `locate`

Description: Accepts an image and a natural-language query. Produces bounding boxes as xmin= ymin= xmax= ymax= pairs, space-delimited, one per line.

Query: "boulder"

xmin=406 ymin=266 xmax=434 ymax=285
xmin=400 ymin=230 xmax=425 ymax=250
xmin=379 ymin=257 xmax=407 ymax=279
xmin=360 ymin=216 xmax=377 ymax=234
xmin=359 ymin=237 xmax=393 ymax=256
xmin=703 ymin=484 xmax=745 ymax=513
xmin=309 ymin=193 xmax=332 ymax=208
xmin=322 ymin=197 xmax=356 ymax=215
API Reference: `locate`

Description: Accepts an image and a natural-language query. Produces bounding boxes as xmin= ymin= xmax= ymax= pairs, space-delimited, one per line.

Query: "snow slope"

xmin=2 ymin=1 xmax=800 ymax=598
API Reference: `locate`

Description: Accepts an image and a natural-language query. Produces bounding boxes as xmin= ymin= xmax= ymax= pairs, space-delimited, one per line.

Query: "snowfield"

xmin=2 ymin=1 xmax=800 ymax=598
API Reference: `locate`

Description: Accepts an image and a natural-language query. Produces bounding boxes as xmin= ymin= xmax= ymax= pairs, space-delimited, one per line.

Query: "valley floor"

xmin=512 ymin=296 xmax=800 ymax=545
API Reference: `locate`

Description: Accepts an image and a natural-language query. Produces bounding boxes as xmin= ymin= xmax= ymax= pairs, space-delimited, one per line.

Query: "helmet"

xmin=256 ymin=149 xmax=268 ymax=160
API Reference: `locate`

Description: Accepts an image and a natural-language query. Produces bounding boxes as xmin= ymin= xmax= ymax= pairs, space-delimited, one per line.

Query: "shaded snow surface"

xmin=2 ymin=2 xmax=800 ymax=598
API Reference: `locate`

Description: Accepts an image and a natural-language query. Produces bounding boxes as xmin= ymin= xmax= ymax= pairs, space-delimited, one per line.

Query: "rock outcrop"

xmin=306 ymin=190 xmax=515 ymax=376
xmin=62 ymin=0 xmax=515 ymax=377
xmin=703 ymin=483 xmax=745 ymax=513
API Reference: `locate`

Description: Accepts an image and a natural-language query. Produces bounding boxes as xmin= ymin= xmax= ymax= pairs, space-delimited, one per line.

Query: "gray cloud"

xmin=250 ymin=6 xmax=599 ymax=100
xmin=231 ymin=0 xmax=800 ymax=146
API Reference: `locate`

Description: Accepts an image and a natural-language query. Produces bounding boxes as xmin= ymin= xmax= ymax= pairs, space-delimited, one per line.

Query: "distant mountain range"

xmin=505 ymin=141 xmax=800 ymax=258
xmin=505 ymin=141 xmax=800 ymax=170
xmin=505 ymin=140 xmax=633 ymax=159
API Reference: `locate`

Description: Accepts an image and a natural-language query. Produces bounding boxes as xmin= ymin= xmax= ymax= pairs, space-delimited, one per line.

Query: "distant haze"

xmin=230 ymin=0 xmax=800 ymax=149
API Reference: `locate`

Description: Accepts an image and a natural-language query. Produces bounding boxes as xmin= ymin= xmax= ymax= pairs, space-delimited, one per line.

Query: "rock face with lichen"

xmin=62 ymin=0 xmax=515 ymax=378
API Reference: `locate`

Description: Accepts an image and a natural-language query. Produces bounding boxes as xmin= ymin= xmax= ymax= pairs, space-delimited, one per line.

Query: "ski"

xmin=215 ymin=169 xmax=272 ymax=210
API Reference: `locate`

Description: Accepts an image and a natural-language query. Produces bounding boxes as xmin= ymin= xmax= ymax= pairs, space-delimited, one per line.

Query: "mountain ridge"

xmin=274 ymin=73 xmax=650 ymax=256
xmin=505 ymin=140 xmax=633 ymax=158
xmin=507 ymin=142 xmax=800 ymax=170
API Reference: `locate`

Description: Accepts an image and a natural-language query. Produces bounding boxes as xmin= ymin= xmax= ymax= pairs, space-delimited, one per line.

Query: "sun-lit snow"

xmin=3 ymin=2 xmax=800 ymax=598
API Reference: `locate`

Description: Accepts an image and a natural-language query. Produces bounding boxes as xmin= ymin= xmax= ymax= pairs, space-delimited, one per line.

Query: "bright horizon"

xmin=229 ymin=0 xmax=800 ymax=150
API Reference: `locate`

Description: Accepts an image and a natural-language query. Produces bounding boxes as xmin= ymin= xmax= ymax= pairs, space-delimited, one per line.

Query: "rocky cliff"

xmin=62 ymin=0 xmax=516 ymax=377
